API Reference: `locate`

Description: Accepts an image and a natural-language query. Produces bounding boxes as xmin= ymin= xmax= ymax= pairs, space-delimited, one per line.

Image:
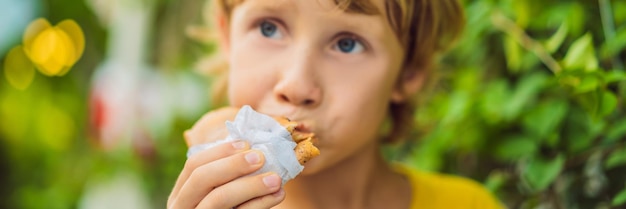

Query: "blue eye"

xmin=334 ymin=37 xmax=364 ymax=53
xmin=259 ymin=21 xmax=283 ymax=39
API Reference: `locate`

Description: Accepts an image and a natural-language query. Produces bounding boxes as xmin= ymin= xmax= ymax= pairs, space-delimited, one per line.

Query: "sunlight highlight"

xmin=23 ymin=18 xmax=85 ymax=76
xmin=2 ymin=18 xmax=85 ymax=90
xmin=3 ymin=46 xmax=35 ymax=90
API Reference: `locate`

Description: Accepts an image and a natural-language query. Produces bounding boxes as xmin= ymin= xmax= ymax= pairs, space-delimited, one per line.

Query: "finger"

xmin=171 ymin=150 xmax=266 ymax=209
xmin=196 ymin=172 xmax=282 ymax=209
xmin=236 ymin=188 xmax=286 ymax=209
xmin=168 ymin=141 xmax=249 ymax=207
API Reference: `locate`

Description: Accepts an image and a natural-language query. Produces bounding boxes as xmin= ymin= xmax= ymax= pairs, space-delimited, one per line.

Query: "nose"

xmin=273 ymin=49 xmax=322 ymax=108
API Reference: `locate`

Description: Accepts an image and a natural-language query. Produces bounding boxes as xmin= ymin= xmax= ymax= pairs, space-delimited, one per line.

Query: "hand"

xmin=168 ymin=107 xmax=285 ymax=209
xmin=167 ymin=141 xmax=285 ymax=209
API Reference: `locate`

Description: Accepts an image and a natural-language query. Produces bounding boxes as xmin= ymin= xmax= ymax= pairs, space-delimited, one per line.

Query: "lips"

xmin=273 ymin=116 xmax=321 ymax=165
xmin=276 ymin=118 xmax=319 ymax=142
xmin=294 ymin=122 xmax=313 ymax=133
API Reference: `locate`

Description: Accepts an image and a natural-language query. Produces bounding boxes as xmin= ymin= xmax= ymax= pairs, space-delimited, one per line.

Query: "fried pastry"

xmin=274 ymin=117 xmax=320 ymax=165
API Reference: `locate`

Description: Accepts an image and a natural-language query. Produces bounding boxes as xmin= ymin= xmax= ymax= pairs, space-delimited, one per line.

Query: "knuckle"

xmin=204 ymin=188 xmax=229 ymax=209
xmin=186 ymin=168 xmax=203 ymax=183
xmin=183 ymin=156 xmax=200 ymax=171
xmin=238 ymin=195 xmax=281 ymax=209
xmin=238 ymin=152 xmax=264 ymax=170
xmin=229 ymin=159 xmax=254 ymax=177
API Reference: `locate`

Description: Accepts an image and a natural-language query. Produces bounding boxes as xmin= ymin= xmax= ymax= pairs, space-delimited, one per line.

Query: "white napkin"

xmin=187 ymin=105 xmax=304 ymax=185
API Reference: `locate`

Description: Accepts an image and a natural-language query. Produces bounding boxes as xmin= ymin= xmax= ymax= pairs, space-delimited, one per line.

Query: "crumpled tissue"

xmin=187 ymin=105 xmax=304 ymax=185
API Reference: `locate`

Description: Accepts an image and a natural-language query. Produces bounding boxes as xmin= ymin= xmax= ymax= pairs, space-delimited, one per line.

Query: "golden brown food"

xmin=274 ymin=117 xmax=320 ymax=165
xmin=184 ymin=107 xmax=320 ymax=165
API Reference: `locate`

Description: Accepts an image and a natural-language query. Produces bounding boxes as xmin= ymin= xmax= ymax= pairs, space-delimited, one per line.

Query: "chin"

xmin=299 ymin=158 xmax=324 ymax=175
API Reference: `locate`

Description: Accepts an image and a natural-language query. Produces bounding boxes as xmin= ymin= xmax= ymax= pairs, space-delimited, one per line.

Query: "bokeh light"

xmin=1 ymin=0 xmax=624 ymax=208
xmin=2 ymin=18 xmax=85 ymax=90
xmin=22 ymin=18 xmax=85 ymax=76
xmin=3 ymin=46 xmax=35 ymax=90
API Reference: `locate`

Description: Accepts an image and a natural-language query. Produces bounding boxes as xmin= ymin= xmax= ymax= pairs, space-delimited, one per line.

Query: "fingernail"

xmin=263 ymin=174 xmax=280 ymax=188
xmin=245 ymin=151 xmax=261 ymax=165
xmin=232 ymin=141 xmax=246 ymax=150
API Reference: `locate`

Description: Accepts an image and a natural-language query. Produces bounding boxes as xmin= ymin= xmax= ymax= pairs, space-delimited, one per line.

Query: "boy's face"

xmin=226 ymin=0 xmax=407 ymax=173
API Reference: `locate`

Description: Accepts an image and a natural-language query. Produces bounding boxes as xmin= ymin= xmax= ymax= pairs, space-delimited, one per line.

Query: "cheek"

xmin=326 ymin=55 xmax=399 ymax=108
xmin=336 ymin=81 xmax=390 ymax=136
xmin=227 ymin=74 xmax=261 ymax=107
xmin=227 ymin=38 xmax=273 ymax=106
xmin=227 ymin=27 xmax=290 ymax=107
xmin=324 ymin=57 xmax=399 ymax=142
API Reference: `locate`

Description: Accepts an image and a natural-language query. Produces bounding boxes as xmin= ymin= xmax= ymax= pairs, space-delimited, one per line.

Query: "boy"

xmin=168 ymin=0 xmax=504 ymax=208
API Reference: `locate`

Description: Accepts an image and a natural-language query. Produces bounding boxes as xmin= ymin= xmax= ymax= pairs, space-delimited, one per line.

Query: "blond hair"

xmin=196 ymin=0 xmax=465 ymax=143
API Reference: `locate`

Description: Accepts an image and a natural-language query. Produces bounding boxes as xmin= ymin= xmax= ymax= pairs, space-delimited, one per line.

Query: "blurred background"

xmin=0 ymin=0 xmax=625 ymax=208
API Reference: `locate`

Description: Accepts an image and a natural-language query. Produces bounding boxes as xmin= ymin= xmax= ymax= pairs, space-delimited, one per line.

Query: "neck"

xmin=281 ymin=142 xmax=410 ymax=209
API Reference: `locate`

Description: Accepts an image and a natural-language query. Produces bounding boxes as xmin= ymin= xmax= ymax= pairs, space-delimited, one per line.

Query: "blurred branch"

xmin=599 ymin=0 xmax=624 ymax=70
xmin=550 ymin=184 xmax=565 ymax=209
xmin=491 ymin=11 xmax=563 ymax=74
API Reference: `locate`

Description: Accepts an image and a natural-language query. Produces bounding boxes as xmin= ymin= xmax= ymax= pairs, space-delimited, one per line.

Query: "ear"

xmin=214 ymin=12 xmax=230 ymax=55
xmin=391 ymin=68 xmax=428 ymax=103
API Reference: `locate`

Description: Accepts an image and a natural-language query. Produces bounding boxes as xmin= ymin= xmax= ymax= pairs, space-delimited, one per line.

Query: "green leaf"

xmin=600 ymin=91 xmax=618 ymax=117
xmin=494 ymin=135 xmax=537 ymax=161
xmin=408 ymin=137 xmax=444 ymax=172
xmin=606 ymin=118 xmax=626 ymax=143
xmin=613 ymin=188 xmax=626 ymax=206
xmin=576 ymin=91 xmax=597 ymax=114
xmin=574 ymin=90 xmax=613 ymax=119
xmin=600 ymin=27 xmax=626 ymax=59
xmin=522 ymin=99 xmax=569 ymax=139
xmin=605 ymin=148 xmax=626 ymax=169
xmin=615 ymin=1 xmax=626 ymax=25
xmin=480 ymin=80 xmax=510 ymax=124
xmin=484 ymin=171 xmax=508 ymax=193
xmin=544 ymin=133 xmax=560 ymax=148
xmin=513 ymin=0 xmax=529 ymax=28
xmin=574 ymin=76 xmax=600 ymax=94
xmin=567 ymin=3 xmax=585 ymax=37
xmin=523 ymin=154 xmax=565 ymax=192
xmin=504 ymin=36 xmax=522 ymax=72
xmin=504 ymin=73 xmax=548 ymax=121
xmin=563 ymin=108 xmax=605 ymax=153
xmin=605 ymin=71 xmax=626 ymax=84
xmin=566 ymin=131 xmax=594 ymax=154
xmin=442 ymin=91 xmax=470 ymax=125
xmin=562 ymin=33 xmax=598 ymax=72
xmin=545 ymin=22 xmax=568 ymax=53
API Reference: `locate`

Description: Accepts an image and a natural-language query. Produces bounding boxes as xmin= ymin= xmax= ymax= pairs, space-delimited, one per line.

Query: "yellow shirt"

xmin=394 ymin=164 xmax=505 ymax=209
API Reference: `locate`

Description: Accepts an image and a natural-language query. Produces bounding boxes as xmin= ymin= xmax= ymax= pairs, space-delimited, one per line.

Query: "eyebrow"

xmin=250 ymin=0 xmax=297 ymax=15
xmin=334 ymin=0 xmax=381 ymax=15
xmin=243 ymin=0 xmax=381 ymax=16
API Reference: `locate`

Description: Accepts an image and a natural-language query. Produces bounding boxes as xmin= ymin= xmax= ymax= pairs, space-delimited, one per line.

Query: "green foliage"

xmin=0 ymin=0 xmax=203 ymax=208
xmin=522 ymin=154 xmax=565 ymax=192
xmin=397 ymin=0 xmax=626 ymax=208
xmin=2 ymin=0 xmax=625 ymax=208
xmin=614 ymin=187 xmax=626 ymax=206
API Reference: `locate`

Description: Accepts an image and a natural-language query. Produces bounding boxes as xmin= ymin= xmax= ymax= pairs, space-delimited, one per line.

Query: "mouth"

xmin=273 ymin=116 xmax=318 ymax=143
xmin=273 ymin=116 xmax=320 ymax=164
xmin=294 ymin=120 xmax=314 ymax=133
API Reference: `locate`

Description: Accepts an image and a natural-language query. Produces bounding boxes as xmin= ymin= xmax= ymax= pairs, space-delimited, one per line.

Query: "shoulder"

xmin=393 ymin=164 xmax=505 ymax=209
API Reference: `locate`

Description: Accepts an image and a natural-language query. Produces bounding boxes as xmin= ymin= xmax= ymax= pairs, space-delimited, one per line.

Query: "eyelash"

xmin=333 ymin=33 xmax=369 ymax=53
xmin=251 ymin=18 xmax=370 ymax=53
xmin=254 ymin=18 xmax=285 ymax=35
